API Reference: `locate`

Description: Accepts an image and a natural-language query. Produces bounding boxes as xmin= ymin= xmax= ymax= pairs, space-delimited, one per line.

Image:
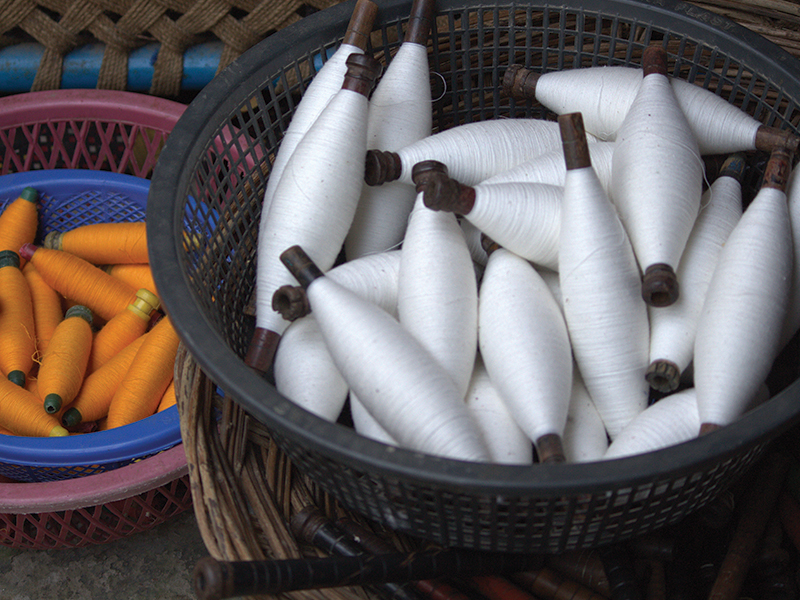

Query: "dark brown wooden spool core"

xmin=642 ymin=44 xmax=668 ymax=78
xmin=501 ymin=64 xmax=541 ymax=101
xmin=642 ymin=263 xmax=679 ymax=307
xmin=280 ymin=245 xmax=324 ymax=289
xmin=412 ymin=159 xmax=476 ymax=214
xmin=342 ymin=0 xmax=378 ymax=50
xmin=558 ymin=112 xmax=592 ymax=170
xmin=646 ymin=359 xmax=681 ymax=393
xmin=699 ymin=422 xmax=722 ymax=436
xmin=761 ymin=147 xmax=793 ymax=191
xmin=536 ymin=433 xmax=566 ymax=464
xmin=342 ymin=53 xmax=382 ymax=96
xmin=244 ymin=327 xmax=281 ymax=374
xmin=364 ymin=149 xmax=402 ymax=185
xmin=272 ymin=285 xmax=310 ymax=321
xmin=755 ymin=126 xmax=800 ymax=155
xmin=404 ymin=0 xmax=436 ymax=46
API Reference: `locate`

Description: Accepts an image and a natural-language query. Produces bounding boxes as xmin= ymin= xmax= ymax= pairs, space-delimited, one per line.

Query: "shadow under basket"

xmin=151 ymin=0 xmax=800 ymax=554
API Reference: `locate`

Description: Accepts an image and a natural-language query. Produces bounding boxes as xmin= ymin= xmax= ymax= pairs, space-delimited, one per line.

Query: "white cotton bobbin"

xmin=647 ymin=154 xmax=746 ymax=393
xmin=349 ymin=392 xmax=398 ymax=445
xmin=279 ymin=245 xmax=491 ymax=462
xmin=694 ymin=149 xmax=794 ymax=436
xmin=482 ymin=141 xmax=615 ymax=199
xmin=478 ymin=242 xmax=572 ymax=464
xmin=261 ymin=0 xmax=377 ymax=217
xmin=562 ymin=368 xmax=609 ymax=463
xmin=464 ymin=354 xmax=534 ymax=465
xmin=780 ymin=166 xmax=800 ymax=349
xmin=273 ymin=250 xmax=401 ymax=422
xmin=398 ymin=174 xmax=478 ymax=397
xmin=460 ymin=219 xmax=489 ymax=268
xmin=558 ymin=112 xmax=650 ymax=440
xmin=535 ymin=266 xmax=563 ymax=314
xmin=502 ymin=63 xmax=800 ymax=155
xmin=364 ymin=118 xmax=592 ymax=187
xmin=611 ymin=44 xmax=703 ymax=308
xmin=245 ymin=53 xmax=382 ymax=374
xmin=345 ymin=0 xmax=435 ymax=260
xmin=416 ymin=161 xmax=562 ymax=271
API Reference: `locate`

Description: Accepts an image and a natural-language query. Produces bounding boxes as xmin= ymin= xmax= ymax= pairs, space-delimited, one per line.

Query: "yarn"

xmin=781 ymin=166 xmax=800 ymax=348
xmin=558 ymin=113 xmax=650 ymax=439
xmin=478 ymin=246 xmax=572 ymax=462
xmin=464 ymin=354 xmax=533 ymax=465
xmin=0 ymin=251 xmax=36 ymax=385
xmin=694 ymin=151 xmax=793 ymax=432
xmin=349 ymin=392 xmax=398 ymax=445
xmin=562 ymin=368 xmax=609 ymax=463
xmin=647 ymin=155 xmax=745 ymax=392
xmin=22 ymin=262 xmax=62 ymax=359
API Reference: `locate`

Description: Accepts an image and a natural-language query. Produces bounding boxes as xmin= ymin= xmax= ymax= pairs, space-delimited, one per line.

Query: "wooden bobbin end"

xmin=480 ymin=234 xmax=501 ymax=256
xmin=20 ymin=186 xmax=37 ymax=203
xmin=364 ymin=150 xmax=402 ymax=185
xmin=412 ymin=160 xmax=476 ymax=214
xmin=646 ymin=359 xmax=681 ymax=393
xmin=0 ymin=249 xmax=19 ymax=268
xmin=343 ymin=53 xmax=382 ymax=96
xmin=193 ymin=556 xmax=232 ymax=600
xmin=404 ymin=0 xmax=435 ymax=46
xmin=272 ymin=285 xmax=311 ymax=321
xmin=244 ymin=327 xmax=281 ymax=374
xmin=761 ymin=147 xmax=793 ymax=191
xmin=755 ymin=125 xmax=800 ymax=155
xmin=7 ymin=370 xmax=25 ymax=387
xmin=536 ymin=433 xmax=566 ymax=464
xmin=558 ymin=113 xmax=592 ymax=170
xmin=43 ymin=231 xmax=63 ymax=250
xmin=641 ymin=263 xmax=679 ymax=307
xmin=280 ymin=245 xmax=324 ymax=289
xmin=501 ymin=64 xmax=540 ymax=100
xmin=718 ymin=152 xmax=748 ymax=184
xmin=699 ymin=422 xmax=722 ymax=436
xmin=290 ymin=505 xmax=327 ymax=542
xmin=342 ymin=0 xmax=379 ymax=50
xmin=62 ymin=407 xmax=82 ymax=428
xmin=642 ymin=44 xmax=668 ymax=77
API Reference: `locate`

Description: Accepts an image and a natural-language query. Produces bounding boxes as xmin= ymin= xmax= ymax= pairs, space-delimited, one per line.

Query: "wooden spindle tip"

xmin=642 ymin=263 xmax=679 ymax=307
xmin=646 ymin=360 xmax=681 ymax=393
xmin=280 ymin=245 xmax=324 ymax=290
xmin=62 ymin=407 xmax=82 ymax=428
xmin=718 ymin=153 xmax=748 ymax=184
xmin=343 ymin=53 xmax=382 ymax=96
xmin=43 ymin=231 xmax=63 ymax=250
xmin=44 ymin=393 xmax=63 ymax=414
xmin=699 ymin=422 xmax=722 ymax=436
xmin=413 ymin=160 xmax=475 ymax=214
xmin=558 ymin=113 xmax=592 ymax=170
xmin=761 ymin=147 xmax=793 ymax=191
xmin=65 ymin=304 xmax=93 ymax=325
xmin=20 ymin=186 xmax=38 ymax=202
xmin=502 ymin=64 xmax=540 ymax=100
xmin=342 ymin=0 xmax=379 ymax=50
xmin=290 ymin=505 xmax=326 ymax=542
xmin=480 ymin=234 xmax=501 ymax=256
xmin=193 ymin=556 xmax=230 ymax=600
xmin=404 ymin=0 xmax=435 ymax=45
xmin=755 ymin=125 xmax=800 ymax=154
xmin=0 ymin=249 xmax=19 ymax=268
xmin=536 ymin=433 xmax=566 ymax=464
xmin=244 ymin=327 xmax=281 ymax=374
xmin=364 ymin=150 xmax=402 ymax=186
xmin=642 ymin=44 xmax=668 ymax=77
xmin=272 ymin=285 xmax=311 ymax=321
xmin=7 ymin=371 xmax=25 ymax=387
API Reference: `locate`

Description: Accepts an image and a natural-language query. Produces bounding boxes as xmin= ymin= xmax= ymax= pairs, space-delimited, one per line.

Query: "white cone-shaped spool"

xmin=464 ymin=354 xmax=533 ymax=465
xmin=346 ymin=42 xmax=433 ymax=259
xmin=461 ymin=219 xmax=489 ymax=268
xmin=533 ymin=66 xmax=762 ymax=155
xmin=398 ymin=194 xmax=478 ymax=396
xmin=390 ymin=119 xmax=589 ymax=185
xmin=611 ymin=64 xmax=703 ymax=279
xmin=479 ymin=247 xmax=573 ymax=450
xmin=694 ymin=182 xmax=793 ymax=429
xmin=604 ymin=388 xmax=700 ymax=460
xmin=648 ymin=170 xmax=744 ymax=386
xmin=462 ymin=182 xmax=562 ymax=270
xmin=559 ymin=166 xmax=650 ymax=439
xmin=255 ymin=83 xmax=371 ymax=337
xmin=303 ymin=272 xmax=490 ymax=462
xmin=535 ymin=266 xmax=563 ymax=313
xmin=350 ymin=391 xmax=398 ymax=445
xmin=262 ymin=44 xmax=363 ymax=216
xmin=563 ymin=368 xmax=609 ymax=463
xmin=482 ymin=141 xmax=615 ymax=199
xmin=274 ymin=251 xmax=401 ymax=421
xmin=781 ymin=167 xmax=800 ymax=348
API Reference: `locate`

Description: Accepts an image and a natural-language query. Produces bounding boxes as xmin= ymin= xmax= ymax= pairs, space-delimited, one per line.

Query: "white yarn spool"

xmin=516 ymin=65 xmax=768 ymax=155
xmin=562 ymin=368 xmax=609 ymax=463
xmin=254 ymin=55 xmax=379 ymax=343
xmin=482 ymin=141 xmax=615 ymax=198
xmin=603 ymin=388 xmax=700 ymax=460
xmin=274 ymin=250 xmax=401 ymax=421
xmin=558 ymin=113 xmax=650 ymax=439
xmin=397 ymin=193 xmax=478 ymax=396
xmin=345 ymin=31 xmax=434 ymax=259
xmin=367 ymin=118 xmax=591 ymax=186
xmin=261 ymin=0 xmax=377 ymax=215
xmin=694 ymin=151 xmax=794 ymax=433
xmin=780 ymin=166 xmax=800 ymax=349
xmin=461 ymin=219 xmax=489 ymax=267
xmin=535 ymin=266 xmax=563 ymax=313
xmin=647 ymin=156 xmax=745 ymax=392
xmin=281 ymin=246 xmax=490 ymax=462
xmin=464 ymin=354 xmax=534 ymax=465
xmin=611 ymin=47 xmax=703 ymax=305
xmin=478 ymin=246 xmax=572 ymax=462
xmin=349 ymin=392 xmax=398 ymax=445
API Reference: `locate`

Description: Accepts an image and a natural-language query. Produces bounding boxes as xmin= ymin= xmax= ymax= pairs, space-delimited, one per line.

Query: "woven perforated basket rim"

xmin=152 ymin=0 xmax=800 ymax=554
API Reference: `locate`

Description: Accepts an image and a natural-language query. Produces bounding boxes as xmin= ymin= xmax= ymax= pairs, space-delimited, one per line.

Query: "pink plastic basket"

xmin=0 ymin=88 xmax=192 ymax=547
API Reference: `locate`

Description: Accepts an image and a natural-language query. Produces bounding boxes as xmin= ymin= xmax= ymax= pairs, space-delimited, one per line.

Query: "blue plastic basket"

xmin=0 ymin=169 xmax=182 ymax=483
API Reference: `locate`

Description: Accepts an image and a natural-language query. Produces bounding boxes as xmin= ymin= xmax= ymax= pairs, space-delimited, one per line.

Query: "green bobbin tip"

xmin=7 ymin=371 xmax=25 ymax=387
xmin=61 ymin=408 xmax=83 ymax=428
xmin=65 ymin=304 xmax=93 ymax=325
xmin=44 ymin=393 xmax=62 ymax=414
xmin=0 ymin=250 xmax=20 ymax=269
xmin=20 ymin=187 xmax=38 ymax=202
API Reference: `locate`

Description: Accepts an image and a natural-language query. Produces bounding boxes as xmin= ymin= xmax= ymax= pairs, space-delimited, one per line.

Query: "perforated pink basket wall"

xmin=0 ymin=88 xmax=192 ymax=548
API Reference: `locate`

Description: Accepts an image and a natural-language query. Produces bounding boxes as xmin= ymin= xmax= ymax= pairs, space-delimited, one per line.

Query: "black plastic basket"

xmin=148 ymin=0 xmax=800 ymax=554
